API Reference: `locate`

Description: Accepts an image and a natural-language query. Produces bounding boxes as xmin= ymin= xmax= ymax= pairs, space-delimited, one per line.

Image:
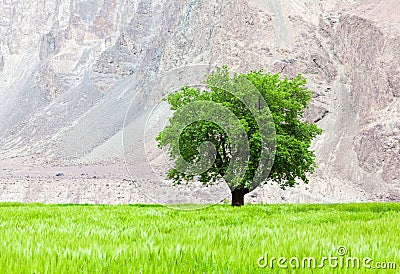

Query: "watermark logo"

xmin=257 ymin=246 xmax=397 ymax=270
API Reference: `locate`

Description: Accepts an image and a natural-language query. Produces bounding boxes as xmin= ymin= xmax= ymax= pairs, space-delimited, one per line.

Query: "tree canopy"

xmin=156 ymin=66 xmax=322 ymax=206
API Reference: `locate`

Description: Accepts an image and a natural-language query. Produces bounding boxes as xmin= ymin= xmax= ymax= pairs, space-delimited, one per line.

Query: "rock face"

xmin=0 ymin=0 xmax=399 ymax=203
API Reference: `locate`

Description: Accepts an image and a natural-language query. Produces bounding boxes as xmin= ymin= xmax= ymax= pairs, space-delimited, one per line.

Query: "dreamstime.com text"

xmin=257 ymin=246 xmax=397 ymax=270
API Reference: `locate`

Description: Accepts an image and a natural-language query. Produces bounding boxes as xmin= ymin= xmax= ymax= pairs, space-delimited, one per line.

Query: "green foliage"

xmin=243 ymin=70 xmax=322 ymax=188
xmin=0 ymin=203 xmax=399 ymax=273
xmin=156 ymin=66 xmax=322 ymax=190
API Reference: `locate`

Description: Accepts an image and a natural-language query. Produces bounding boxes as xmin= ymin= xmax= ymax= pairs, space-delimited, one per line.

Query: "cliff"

xmin=0 ymin=0 xmax=398 ymax=203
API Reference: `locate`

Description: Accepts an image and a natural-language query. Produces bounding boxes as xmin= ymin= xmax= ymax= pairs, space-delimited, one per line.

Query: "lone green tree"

xmin=156 ymin=67 xmax=322 ymax=206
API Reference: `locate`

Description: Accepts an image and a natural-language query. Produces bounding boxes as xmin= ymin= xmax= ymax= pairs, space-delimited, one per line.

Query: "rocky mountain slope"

xmin=0 ymin=0 xmax=399 ymax=204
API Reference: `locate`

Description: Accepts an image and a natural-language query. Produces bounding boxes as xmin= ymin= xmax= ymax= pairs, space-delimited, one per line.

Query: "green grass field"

xmin=0 ymin=203 xmax=399 ymax=273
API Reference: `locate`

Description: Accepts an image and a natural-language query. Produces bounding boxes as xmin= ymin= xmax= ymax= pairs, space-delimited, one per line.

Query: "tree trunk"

xmin=231 ymin=188 xmax=250 ymax=207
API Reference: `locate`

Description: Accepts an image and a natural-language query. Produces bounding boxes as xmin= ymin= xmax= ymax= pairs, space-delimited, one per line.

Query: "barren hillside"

xmin=0 ymin=0 xmax=399 ymax=204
